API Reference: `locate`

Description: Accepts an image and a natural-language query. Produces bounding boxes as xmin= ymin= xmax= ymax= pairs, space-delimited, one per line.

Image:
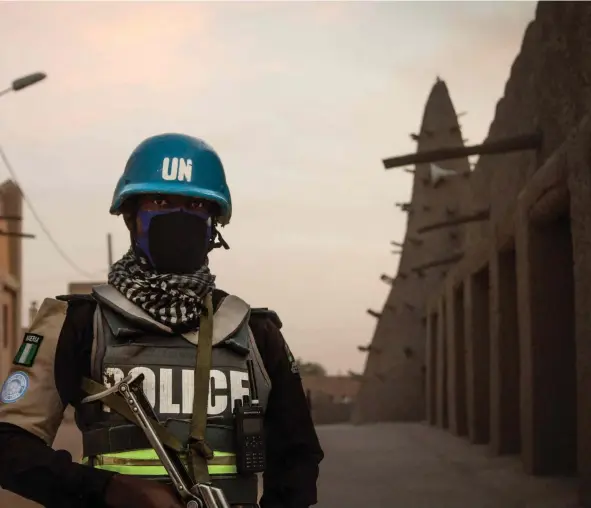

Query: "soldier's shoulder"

xmin=215 ymin=288 xmax=283 ymax=330
xmin=250 ymin=307 xmax=283 ymax=330
xmin=54 ymin=293 xmax=98 ymax=320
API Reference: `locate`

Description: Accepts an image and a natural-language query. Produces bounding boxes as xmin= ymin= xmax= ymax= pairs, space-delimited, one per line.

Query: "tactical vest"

xmin=74 ymin=285 xmax=272 ymax=506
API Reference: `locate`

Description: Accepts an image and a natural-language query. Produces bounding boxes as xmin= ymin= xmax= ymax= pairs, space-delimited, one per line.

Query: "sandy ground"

xmin=315 ymin=423 xmax=579 ymax=508
xmin=1 ymin=421 xmax=579 ymax=508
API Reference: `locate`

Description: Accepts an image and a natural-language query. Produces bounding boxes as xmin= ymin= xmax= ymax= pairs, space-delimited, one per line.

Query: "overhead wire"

xmin=0 ymin=143 xmax=105 ymax=279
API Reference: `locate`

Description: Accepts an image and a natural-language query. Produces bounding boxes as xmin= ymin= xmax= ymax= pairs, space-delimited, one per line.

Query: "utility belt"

xmin=82 ymin=451 xmax=257 ymax=506
xmin=83 ymin=449 xmax=235 ymax=474
xmin=81 ymin=420 xmax=260 ymax=505
xmin=82 ymin=427 xmax=259 ymax=505
xmin=82 ymin=422 xmax=235 ymax=457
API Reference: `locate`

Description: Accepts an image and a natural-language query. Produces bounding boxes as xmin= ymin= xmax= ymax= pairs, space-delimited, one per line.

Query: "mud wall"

xmin=423 ymin=3 xmax=591 ymax=505
xmin=466 ymin=3 xmax=591 ymax=246
xmin=352 ymin=80 xmax=472 ymax=423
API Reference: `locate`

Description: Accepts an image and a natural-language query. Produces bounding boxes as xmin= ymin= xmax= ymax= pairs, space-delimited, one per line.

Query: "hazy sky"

xmin=0 ymin=1 xmax=535 ymax=374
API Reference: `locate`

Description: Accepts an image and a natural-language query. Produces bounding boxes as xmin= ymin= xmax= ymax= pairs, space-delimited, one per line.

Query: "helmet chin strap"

xmin=209 ymin=225 xmax=230 ymax=252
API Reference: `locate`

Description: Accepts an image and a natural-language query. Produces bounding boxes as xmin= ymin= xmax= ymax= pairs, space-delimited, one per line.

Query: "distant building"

xmin=302 ymin=375 xmax=360 ymax=404
xmin=301 ymin=375 xmax=361 ymax=425
xmin=21 ymin=300 xmax=39 ymax=336
xmin=67 ymin=281 xmax=106 ymax=295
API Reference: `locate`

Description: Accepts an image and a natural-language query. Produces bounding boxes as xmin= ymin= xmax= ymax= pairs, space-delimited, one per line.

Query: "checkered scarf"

xmin=108 ymin=248 xmax=215 ymax=329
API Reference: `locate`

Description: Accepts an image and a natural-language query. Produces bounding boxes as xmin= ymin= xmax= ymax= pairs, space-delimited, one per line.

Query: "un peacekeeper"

xmin=0 ymin=134 xmax=323 ymax=508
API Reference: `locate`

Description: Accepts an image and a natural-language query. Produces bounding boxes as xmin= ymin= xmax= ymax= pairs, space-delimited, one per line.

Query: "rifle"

xmin=82 ymin=371 xmax=231 ymax=508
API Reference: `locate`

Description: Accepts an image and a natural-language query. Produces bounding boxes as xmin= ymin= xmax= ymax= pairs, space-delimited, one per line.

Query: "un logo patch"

xmin=1 ymin=371 xmax=30 ymax=404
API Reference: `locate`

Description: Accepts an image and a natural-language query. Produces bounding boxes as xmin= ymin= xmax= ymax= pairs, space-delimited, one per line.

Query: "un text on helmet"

xmin=161 ymin=157 xmax=193 ymax=182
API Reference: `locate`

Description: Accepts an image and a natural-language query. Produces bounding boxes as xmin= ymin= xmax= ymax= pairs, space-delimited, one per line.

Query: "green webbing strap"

xmin=80 ymin=377 xmax=184 ymax=453
xmin=188 ymin=292 xmax=215 ymax=484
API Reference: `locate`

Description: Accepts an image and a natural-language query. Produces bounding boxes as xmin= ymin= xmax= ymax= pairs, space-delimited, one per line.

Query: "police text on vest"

xmin=102 ymin=366 xmax=250 ymax=416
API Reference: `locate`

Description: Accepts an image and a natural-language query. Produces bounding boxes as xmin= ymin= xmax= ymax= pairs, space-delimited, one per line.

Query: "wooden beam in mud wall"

xmin=366 ymin=309 xmax=381 ymax=318
xmin=383 ymin=132 xmax=542 ymax=170
xmin=357 ymin=344 xmax=382 ymax=353
xmin=395 ymin=202 xmax=412 ymax=212
xmin=418 ymin=209 xmax=490 ymax=234
xmin=411 ymin=252 xmax=464 ymax=272
xmin=391 ymin=237 xmax=423 ymax=248
xmin=380 ymin=274 xmax=395 ymax=285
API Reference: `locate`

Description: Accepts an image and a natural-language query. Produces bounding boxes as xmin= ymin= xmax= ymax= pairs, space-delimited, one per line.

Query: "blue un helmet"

xmin=110 ymin=133 xmax=232 ymax=226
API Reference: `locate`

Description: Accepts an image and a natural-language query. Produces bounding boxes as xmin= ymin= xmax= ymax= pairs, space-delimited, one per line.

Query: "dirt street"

xmin=315 ymin=423 xmax=578 ymax=508
xmin=1 ymin=421 xmax=579 ymax=508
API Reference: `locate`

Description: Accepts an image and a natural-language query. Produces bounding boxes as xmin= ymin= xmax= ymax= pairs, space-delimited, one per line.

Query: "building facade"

xmin=0 ymin=181 xmax=23 ymax=383
xmin=302 ymin=375 xmax=360 ymax=425
xmin=67 ymin=281 xmax=106 ymax=295
xmin=359 ymin=2 xmax=591 ymax=504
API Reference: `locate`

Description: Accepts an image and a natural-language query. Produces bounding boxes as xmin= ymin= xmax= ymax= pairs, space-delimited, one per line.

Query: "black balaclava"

xmin=134 ymin=208 xmax=213 ymax=274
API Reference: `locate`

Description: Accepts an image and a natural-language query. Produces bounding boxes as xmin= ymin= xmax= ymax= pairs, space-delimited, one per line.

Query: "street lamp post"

xmin=0 ymin=72 xmax=47 ymax=98
xmin=0 ymin=71 xmax=47 ymax=242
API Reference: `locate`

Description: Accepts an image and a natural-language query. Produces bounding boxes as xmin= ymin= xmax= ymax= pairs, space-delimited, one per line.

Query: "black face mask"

xmin=135 ymin=209 xmax=212 ymax=274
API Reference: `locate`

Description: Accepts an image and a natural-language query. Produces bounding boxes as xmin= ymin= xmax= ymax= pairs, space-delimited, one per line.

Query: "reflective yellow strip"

xmin=99 ymin=450 xmax=234 ymax=461
xmin=88 ymin=464 xmax=236 ymax=475
xmin=82 ymin=449 xmax=237 ymax=476
xmin=91 ymin=453 xmax=235 ymax=467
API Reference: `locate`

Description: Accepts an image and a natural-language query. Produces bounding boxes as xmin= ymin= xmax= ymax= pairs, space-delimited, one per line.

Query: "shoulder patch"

xmin=1 ymin=371 xmax=30 ymax=404
xmin=13 ymin=333 xmax=44 ymax=367
xmin=251 ymin=308 xmax=283 ymax=329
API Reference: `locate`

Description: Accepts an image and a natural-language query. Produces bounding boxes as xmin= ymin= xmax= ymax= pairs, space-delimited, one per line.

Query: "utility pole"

xmin=107 ymin=233 xmax=113 ymax=270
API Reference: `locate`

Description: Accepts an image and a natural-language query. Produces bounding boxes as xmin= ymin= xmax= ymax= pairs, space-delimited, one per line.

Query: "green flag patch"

xmin=13 ymin=333 xmax=44 ymax=367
